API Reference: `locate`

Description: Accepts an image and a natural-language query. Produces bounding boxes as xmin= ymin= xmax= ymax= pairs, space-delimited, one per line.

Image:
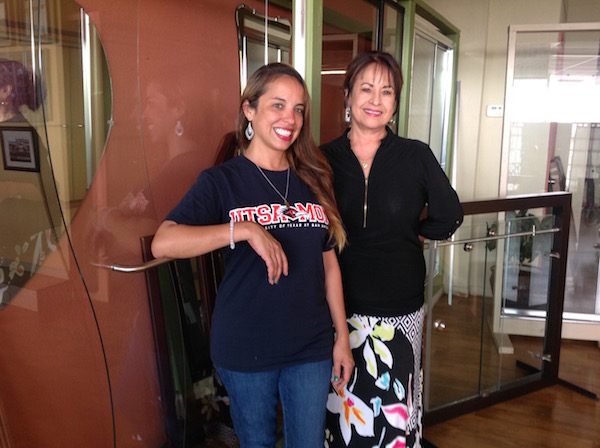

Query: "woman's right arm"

xmin=152 ymin=220 xmax=232 ymax=259
xmin=151 ymin=220 xmax=289 ymax=284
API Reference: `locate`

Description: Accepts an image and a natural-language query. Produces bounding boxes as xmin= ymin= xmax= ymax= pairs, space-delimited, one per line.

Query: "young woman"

xmin=152 ymin=63 xmax=354 ymax=447
xmin=322 ymin=51 xmax=463 ymax=448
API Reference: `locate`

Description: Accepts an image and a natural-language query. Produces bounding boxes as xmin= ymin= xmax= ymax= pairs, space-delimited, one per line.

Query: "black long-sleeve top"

xmin=322 ymin=127 xmax=463 ymax=316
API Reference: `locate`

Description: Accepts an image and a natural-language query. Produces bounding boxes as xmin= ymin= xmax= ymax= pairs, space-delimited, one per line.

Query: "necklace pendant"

xmin=362 ymin=161 xmax=368 ymax=169
xmin=252 ymin=161 xmax=292 ymax=208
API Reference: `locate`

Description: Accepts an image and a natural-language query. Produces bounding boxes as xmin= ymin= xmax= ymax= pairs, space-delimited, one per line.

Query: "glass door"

xmin=320 ymin=0 xmax=378 ymax=145
xmin=408 ymin=17 xmax=454 ymax=167
xmin=500 ymin=23 xmax=600 ymax=337
xmin=236 ymin=4 xmax=292 ymax=92
xmin=319 ymin=0 xmax=405 ymax=144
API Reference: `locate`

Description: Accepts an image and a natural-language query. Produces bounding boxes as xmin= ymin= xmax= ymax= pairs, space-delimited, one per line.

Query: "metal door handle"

xmin=93 ymin=257 xmax=173 ymax=273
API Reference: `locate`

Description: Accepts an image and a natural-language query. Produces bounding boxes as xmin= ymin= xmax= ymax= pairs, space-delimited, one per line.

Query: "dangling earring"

xmin=175 ymin=120 xmax=184 ymax=137
xmin=245 ymin=121 xmax=254 ymax=140
xmin=344 ymin=106 xmax=351 ymax=123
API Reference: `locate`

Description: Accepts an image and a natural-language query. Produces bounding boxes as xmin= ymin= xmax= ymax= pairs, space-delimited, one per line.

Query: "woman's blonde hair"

xmin=237 ymin=63 xmax=346 ymax=250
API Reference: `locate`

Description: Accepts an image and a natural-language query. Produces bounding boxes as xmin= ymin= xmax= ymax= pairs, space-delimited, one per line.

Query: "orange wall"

xmin=0 ymin=0 xmax=292 ymax=446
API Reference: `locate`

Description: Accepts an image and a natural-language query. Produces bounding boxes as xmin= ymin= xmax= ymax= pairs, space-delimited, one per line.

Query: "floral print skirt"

xmin=325 ymin=306 xmax=425 ymax=448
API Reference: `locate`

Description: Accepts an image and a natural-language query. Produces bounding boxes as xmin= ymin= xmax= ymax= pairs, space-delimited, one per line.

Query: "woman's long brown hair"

xmin=237 ymin=63 xmax=346 ymax=251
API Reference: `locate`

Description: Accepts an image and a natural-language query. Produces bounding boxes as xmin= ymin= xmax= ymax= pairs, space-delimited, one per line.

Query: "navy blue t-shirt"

xmin=166 ymin=155 xmax=334 ymax=371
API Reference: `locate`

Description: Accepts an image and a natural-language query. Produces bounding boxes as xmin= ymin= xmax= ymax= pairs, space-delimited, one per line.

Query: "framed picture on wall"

xmin=1 ymin=127 xmax=39 ymax=172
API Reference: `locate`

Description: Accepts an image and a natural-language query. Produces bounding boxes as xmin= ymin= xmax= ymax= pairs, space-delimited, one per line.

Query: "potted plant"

xmin=506 ymin=209 xmax=553 ymax=265
xmin=488 ymin=210 xmax=553 ymax=305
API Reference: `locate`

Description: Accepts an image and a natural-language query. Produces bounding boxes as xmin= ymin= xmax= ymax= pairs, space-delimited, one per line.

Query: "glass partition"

xmin=0 ymin=0 xmax=115 ymax=445
xmin=408 ymin=17 xmax=454 ymax=167
xmin=0 ymin=0 xmax=110 ymax=298
xmin=500 ymin=23 xmax=600 ymax=336
xmin=381 ymin=2 xmax=403 ymax=60
xmin=0 ymin=0 xmax=249 ymax=445
xmin=320 ymin=0 xmax=377 ymax=145
xmin=424 ymin=193 xmax=570 ymax=423
xmin=236 ymin=3 xmax=292 ymax=93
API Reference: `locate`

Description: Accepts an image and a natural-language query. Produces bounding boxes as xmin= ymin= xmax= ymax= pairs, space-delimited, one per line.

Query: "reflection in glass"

xmin=0 ymin=0 xmax=111 ymax=306
xmin=408 ymin=20 xmax=453 ymax=167
xmin=0 ymin=58 xmax=59 ymax=308
xmin=502 ymin=25 xmax=600 ymax=321
xmin=320 ymin=0 xmax=377 ymax=144
xmin=424 ymin=207 xmax=556 ymax=413
xmin=381 ymin=3 xmax=404 ymax=135
xmin=381 ymin=3 xmax=403 ymax=58
xmin=236 ymin=4 xmax=292 ymax=92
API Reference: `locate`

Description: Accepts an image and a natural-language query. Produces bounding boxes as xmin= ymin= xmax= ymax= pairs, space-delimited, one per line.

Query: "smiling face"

xmin=346 ymin=63 xmax=396 ymax=133
xmin=243 ymin=74 xmax=305 ymax=158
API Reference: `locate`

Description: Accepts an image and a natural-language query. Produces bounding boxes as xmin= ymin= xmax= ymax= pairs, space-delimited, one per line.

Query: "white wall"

xmin=565 ymin=0 xmax=600 ymax=22
xmin=424 ymin=0 xmax=600 ymax=202
xmin=424 ymin=0 xmax=566 ymax=299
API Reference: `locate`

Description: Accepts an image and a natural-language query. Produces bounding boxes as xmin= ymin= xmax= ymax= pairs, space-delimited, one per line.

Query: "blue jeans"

xmin=217 ymin=359 xmax=332 ymax=448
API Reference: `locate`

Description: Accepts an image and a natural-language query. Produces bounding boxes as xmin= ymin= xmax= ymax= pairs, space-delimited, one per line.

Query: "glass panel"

xmin=382 ymin=3 xmax=403 ymax=57
xmin=425 ymin=219 xmax=499 ymax=410
xmin=408 ymin=34 xmax=434 ymax=144
xmin=0 ymin=0 xmax=114 ymax=445
xmin=425 ymin=207 xmax=555 ymax=412
xmin=382 ymin=3 xmax=403 ymax=134
xmin=408 ymin=31 xmax=453 ymax=166
xmin=424 ymin=220 xmax=487 ymax=411
xmin=430 ymin=45 xmax=451 ymax=168
xmin=0 ymin=0 xmax=110 ymax=264
xmin=236 ymin=4 xmax=292 ymax=92
xmin=502 ymin=26 xmax=600 ymax=322
xmin=2 ymin=1 xmax=291 ymax=446
xmin=501 ymin=210 xmax=553 ymax=311
xmin=320 ymin=0 xmax=377 ymax=145
xmin=565 ymin=123 xmax=600 ymax=316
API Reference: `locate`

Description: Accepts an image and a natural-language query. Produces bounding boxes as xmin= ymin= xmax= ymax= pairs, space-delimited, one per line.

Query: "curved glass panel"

xmin=1 ymin=0 xmax=268 ymax=445
xmin=0 ymin=0 xmax=114 ymax=445
xmin=0 ymin=0 xmax=111 ymax=296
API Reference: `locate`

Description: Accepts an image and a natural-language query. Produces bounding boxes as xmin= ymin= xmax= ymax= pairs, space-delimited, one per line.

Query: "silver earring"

xmin=245 ymin=121 xmax=254 ymax=140
xmin=175 ymin=120 xmax=184 ymax=137
xmin=344 ymin=106 xmax=351 ymax=123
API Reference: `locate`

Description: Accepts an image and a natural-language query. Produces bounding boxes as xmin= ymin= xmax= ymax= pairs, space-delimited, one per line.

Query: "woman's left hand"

xmin=332 ymin=336 xmax=354 ymax=389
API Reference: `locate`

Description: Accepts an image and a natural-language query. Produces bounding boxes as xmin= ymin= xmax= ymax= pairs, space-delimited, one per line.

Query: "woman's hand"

xmin=322 ymin=249 xmax=353 ymax=388
xmin=242 ymin=221 xmax=289 ymax=285
xmin=332 ymin=335 xmax=354 ymax=389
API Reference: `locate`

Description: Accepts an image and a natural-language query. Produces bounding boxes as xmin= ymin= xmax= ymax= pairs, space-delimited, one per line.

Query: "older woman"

xmin=323 ymin=51 xmax=463 ymax=448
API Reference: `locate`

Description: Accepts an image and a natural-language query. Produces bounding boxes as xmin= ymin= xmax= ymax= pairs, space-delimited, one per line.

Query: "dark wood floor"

xmin=423 ymin=313 xmax=600 ymax=447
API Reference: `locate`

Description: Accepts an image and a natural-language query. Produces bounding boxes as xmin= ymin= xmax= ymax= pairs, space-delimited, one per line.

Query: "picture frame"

xmin=1 ymin=127 xmax=39 ymax=172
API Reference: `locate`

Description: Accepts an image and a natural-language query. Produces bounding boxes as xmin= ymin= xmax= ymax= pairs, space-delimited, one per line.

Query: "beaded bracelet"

xmin=229 ymin=219 xmax=235 ymax=250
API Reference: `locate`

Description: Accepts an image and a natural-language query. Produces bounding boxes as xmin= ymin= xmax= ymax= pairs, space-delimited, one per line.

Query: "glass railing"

xmin=423 ymin=192 xmax=572 ymax=424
